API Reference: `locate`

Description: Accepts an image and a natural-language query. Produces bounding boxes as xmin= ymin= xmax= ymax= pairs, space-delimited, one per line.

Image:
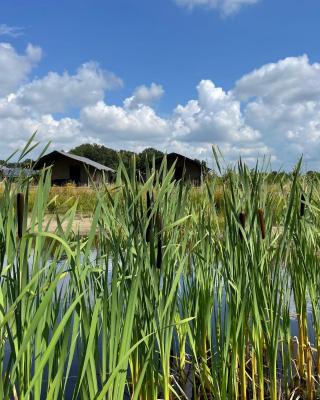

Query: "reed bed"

xmin=0 ymin=144 xmax=320 ymax=399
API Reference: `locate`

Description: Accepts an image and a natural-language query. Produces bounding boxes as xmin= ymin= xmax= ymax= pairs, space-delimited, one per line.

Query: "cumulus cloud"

xmin=234 ymin=55 xmax=320 ymax=104
xmin=124 ymin=83 xmax=164 ymax=109
xmin=234 ymin=55 xmax=320 ymax=167
xmin=175 ymin=0 xmax=259 ymax=15
xmin=0 ymin=43 xmax=42 ymax=96
xmin=172 ymin=80 xmax=260 ymax=143
xmin=14 ymin=61 xmax=123 ymax=114
xmin=2 ymin=41 xmax=320 ymax=169
xmin=81 ymin=100 xmax=169 ymax=141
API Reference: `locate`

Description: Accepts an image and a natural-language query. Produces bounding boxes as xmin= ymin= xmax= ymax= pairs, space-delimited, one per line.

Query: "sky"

xmin=0 ymin=0 xmax=320 ymax=169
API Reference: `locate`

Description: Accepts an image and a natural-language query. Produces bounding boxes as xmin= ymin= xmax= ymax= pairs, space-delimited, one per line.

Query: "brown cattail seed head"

xmin=146 ymin=191 xmax=151 ymax=211
xmin=300 ymin=193 xmax=306 ymax=217
xmin=17 ymin=193 xmax=24 ymax=239
xmin=155 ymin=212 xmax=163 ymax=232
xmin=257 ymin=208 xmax=266 ymax=240
xmin=156 ymin=235 xmax=162 ymax=269
xmin=239 ymin=211 xmax=246 ymax=240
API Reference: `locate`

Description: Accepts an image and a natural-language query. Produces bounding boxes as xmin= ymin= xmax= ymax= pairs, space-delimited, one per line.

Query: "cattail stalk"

xmin=251 ymin=348 xmax=257 ymax=400
xmin=257 ymin=208 xmax=266 ymax=240
xmin=17 ymin=193 xmax=24 ymax=239
xmin=306 ymin=342 xmax=314 ymax=400
xmin=317 ymin=337 xmax=320 ymax=378
xmin=298 ymin=317 xmax=306 ymax=378
xmin=156 ymin=213 xmax=162 ymax=269
xmin=146 ymin=191 xmax=152 ymax=242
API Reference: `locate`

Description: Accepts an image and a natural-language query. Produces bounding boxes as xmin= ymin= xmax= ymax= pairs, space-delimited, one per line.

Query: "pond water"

xmin=3 ymin=251 xmax=317 ymax=399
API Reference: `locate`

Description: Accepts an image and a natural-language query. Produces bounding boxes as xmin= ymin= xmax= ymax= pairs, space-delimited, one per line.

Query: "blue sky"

xmin=0 ymin=0 xmax=320 ymax=168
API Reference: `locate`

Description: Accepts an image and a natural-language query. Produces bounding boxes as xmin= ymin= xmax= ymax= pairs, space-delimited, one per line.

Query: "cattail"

xmin=146 ymin=191 xmax=152 ymax=242
xmin=239 ymin=211 xmax=246 ymax=240
xmin=257 ymin=208 xmax=266 ymax=240
xmin=317 ymin=337 xmax=320 ymax=378
xmin=300 ymin=193 xmax=306 ymax=217
xmin=306 ymin=342 xmax=314 ymax=400
xmin=17 ymin=192 xmax=24 ymax=239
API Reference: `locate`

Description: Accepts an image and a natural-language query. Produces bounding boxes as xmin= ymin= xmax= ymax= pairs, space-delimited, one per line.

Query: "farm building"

xmin=155 ymin=152 xmax=208 ymax=185
xmin=0 ymin=166 xmax=36 ymax=180
xmin=34 ymin=150 xmax=115 ymax=186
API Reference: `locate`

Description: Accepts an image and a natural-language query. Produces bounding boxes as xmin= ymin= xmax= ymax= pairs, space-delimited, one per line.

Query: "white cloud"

xmin=2 ymin=41 xmax=320 ymax=169
xmin=81 ymin=100 xmax=169 ymax=141
xmin=0 ymin=43 xmax=42 ymax=97
xmin=234 ymin=55 xmax=320 ymax=167
xmin=124 ymin=83 xmax=164 ymax=109
xmin=234 ymin=55 xmax=320 ymax=104
xmin=0 ymin=24 xmax=24 ymax=38
xmin=14 ymin=61 xmax=122 ymax=114
xmin=175 ymin=0 xmax=259 ymax=15
xmin=172 ymin=80 xmax=260 ymax=143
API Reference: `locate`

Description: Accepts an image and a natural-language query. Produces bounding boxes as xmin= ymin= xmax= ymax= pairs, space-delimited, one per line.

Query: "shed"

xmin=34 ymin=151 xmax=115 ymax=186
xmin=155 ymin=152 xmax=207 ymax=185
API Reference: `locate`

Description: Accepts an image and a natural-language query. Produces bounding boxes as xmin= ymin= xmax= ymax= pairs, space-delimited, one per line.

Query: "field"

xmin=1 ymin=150 xmax=320 ymax=399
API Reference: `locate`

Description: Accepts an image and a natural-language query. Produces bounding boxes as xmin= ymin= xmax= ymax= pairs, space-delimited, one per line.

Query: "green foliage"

xmin=69 ymin=142 xmax=164 ymax=171
xmin=1 ymin=138 xmax=320 ymax=399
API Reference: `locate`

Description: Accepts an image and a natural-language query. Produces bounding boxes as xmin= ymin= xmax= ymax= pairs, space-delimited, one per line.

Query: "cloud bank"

xmin=1 ymin=42 xmax=320 ymax=169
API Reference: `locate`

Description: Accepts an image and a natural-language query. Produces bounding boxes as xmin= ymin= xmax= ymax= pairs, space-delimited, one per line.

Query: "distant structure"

xmin=0 ymin=166 xmax=36 ymax=180
xmin=155 ymin=152 xmax=208 ymax=185
xmin=34 ymin=150 xmax=115 ymax=185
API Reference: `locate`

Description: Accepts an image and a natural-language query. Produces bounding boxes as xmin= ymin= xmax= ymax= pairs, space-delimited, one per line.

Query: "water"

xmin=2 ymin=251 xmax=318 ymax=398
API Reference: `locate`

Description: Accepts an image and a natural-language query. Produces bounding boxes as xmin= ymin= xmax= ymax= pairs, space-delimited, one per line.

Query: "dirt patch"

xmin=28 ymin=214 xmax=93 ymax=236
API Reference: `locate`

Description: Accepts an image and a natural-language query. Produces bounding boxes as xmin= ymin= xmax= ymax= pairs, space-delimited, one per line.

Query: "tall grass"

xmin=0 ymin=143 xmax=320 ymax=399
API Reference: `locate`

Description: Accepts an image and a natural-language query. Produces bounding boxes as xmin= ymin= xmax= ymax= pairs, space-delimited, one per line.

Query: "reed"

xmin=0 ymin=139 xmax=319 ymax=399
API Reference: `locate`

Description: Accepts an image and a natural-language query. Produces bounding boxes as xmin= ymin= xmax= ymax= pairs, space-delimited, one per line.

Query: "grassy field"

xmin=0 ymin=149 xmax=320 ymax=399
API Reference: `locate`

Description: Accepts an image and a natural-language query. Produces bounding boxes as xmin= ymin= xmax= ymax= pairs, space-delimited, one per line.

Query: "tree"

xmin=70 ymin=143 xmax=118 ymax=169
xmin=69 ymin=143 xmax=164 ymax=171
xmin=137 ymin=148 xmax=164 ymax=170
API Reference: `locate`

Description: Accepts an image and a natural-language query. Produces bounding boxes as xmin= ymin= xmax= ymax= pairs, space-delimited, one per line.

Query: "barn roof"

xmin=34 ymin=150 xmax=115 ymax=173
xmin=156 ymin=152 xmax=209 ymax=170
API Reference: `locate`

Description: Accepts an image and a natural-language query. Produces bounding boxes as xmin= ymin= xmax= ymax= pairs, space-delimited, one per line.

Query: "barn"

xmin=34 ymin=150 xmax=115 ymax=185
xmin=155 ymin=152 xmax=208 ymax=185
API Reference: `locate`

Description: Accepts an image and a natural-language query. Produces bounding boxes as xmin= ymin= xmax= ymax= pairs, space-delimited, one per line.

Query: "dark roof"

xmin=156 ymin=152 xmax=209 ymax=170
xmin=34 ymin=150 xmax=115 ymax=173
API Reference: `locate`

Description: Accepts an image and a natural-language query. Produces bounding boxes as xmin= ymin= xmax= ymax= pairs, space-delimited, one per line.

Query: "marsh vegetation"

xmin=1 ymin=144 xmax=320 ymax=399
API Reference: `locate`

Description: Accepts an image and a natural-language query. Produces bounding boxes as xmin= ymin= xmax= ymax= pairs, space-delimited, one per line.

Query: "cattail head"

xmin=155 ymin=212 xmax=163 ymax=233
xmin=257 ymin=208 xmax=266 ymax=240
xmin=300 ymin=193 xmax=306 ymax=217
xmin=156 ymin=235 xmax=162 ymax=269
xmin=17 ymin=192 xmax=24 ymax=239
xmin=239 ymin=211 xmax=246 ymax=240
